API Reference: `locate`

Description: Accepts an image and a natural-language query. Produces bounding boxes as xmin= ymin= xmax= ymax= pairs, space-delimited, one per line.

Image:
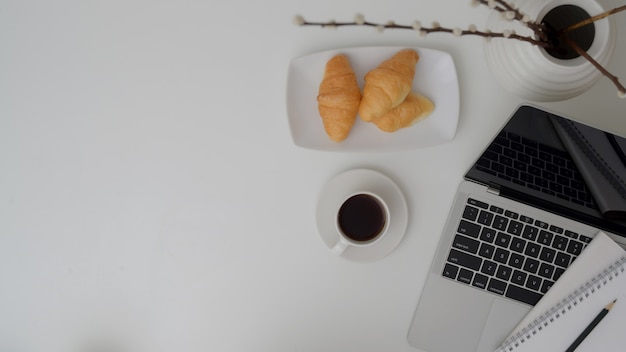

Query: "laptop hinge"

xmin=487 ymin=183 xmax=501 ymax=196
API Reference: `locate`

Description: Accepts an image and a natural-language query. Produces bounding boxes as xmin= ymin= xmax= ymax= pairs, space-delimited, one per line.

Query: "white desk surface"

xmin=1 ymin=1 xmax=624 ymax=351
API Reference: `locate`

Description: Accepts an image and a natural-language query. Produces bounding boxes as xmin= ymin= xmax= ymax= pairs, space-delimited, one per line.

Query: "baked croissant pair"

xmin=316 ymin=49 xmax=434 ymax=142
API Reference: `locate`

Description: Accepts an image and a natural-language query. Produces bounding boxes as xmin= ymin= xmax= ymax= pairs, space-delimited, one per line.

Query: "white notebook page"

xmin=496 ymin=232 xmax=626 ymax=351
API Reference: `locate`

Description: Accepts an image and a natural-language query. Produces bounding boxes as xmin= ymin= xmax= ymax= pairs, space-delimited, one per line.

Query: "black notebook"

xmin=551 ymin=117 xmax=626 ymax=219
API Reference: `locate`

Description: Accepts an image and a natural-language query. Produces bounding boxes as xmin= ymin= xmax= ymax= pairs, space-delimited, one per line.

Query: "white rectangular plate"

xmin=286 ymin=46 xmax=460 ymax=152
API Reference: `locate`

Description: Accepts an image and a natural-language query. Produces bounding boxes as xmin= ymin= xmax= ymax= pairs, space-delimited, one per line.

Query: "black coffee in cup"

xmin=337 ymin=193 xmax=386 ymax=242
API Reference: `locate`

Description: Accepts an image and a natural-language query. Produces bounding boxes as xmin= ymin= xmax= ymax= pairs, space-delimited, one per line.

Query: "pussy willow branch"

xmin=295 ymin=1 xmax=626 ymax=98
xmin=476 ymin=0 xmax=548 ymax=39
xmin=559 ymin=32 xmax=626 ymax=96
xmin=295 ymin=18 xmax=549 ymax=47
xmin=561 ymin=5 xmax=626 ymax=33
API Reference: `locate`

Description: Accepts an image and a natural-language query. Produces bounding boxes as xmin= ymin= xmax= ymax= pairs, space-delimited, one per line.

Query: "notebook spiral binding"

xmin=496 ymin=255 xmax=626 ymax=352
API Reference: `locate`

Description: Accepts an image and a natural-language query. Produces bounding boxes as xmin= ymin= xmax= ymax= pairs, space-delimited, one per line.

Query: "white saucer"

xmin=316 ymin=169 xmax=408 ymax=262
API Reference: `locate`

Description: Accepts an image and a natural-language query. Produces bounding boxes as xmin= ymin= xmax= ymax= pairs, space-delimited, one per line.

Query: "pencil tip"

xmin=607 ymin=299 xmax=617 ymax=310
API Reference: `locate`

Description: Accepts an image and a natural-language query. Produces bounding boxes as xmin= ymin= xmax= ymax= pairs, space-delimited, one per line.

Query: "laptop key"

xmin=551 ymin=234 xmax=568 ymax=251
xmin=494 ymin=248 xmax=510 ymax=264
xmin=549 ymin=225 xmax=564 ymax=234
xmin=526 ymin=275 xmax=542 ymax=291
xmin=523 ymin=258 xmax=539 ymax=274
xmin=553 ymin=267 xmax=566 ymax=281
xmin=566 ymin=240 xmax=584 ymax=255
xmin=519 ymin=215 xmax=534 ymax=224
xmin=457 ymin=268 xmax=473 ymax=284
xmin=462 ymin=205 xmax=479 ymax=221
xmin=490 ymin=205 xmax=504 ymax=214
xmin=528 ymin=165 xmax=541 ymax=176
xmin=541 ymin=280 xmax=554 ymax=293
xmin=477 ymin=210 xmax=494 ymax=226
xmin=495 ymin=232 xmax=512 ymax=248
xmin=507 ymin=220 xmax=523 ymax=235
xmin=522 ymin=225 xmax=538 ymax=241
xmin=478 ymin=243 xmax=495 ymax=259
xmin=443 ymin=263 xmax=459 ymax=279
xmin=511 ymin=270 xmax=527 ymax=286
xmin=483 ymin=150 xmax=499 ymax=162
xmin=538 ymin=230 xmax=553 ymax=246
xmin=554 ymin=252 xmax=571 ymax=268
xmin=468 ymin=198 xmax=489 ymax=209
xmin=496 ymin=265 xmax=513 ymax=281
xmin=525 ymin=242 xmax=540 ymax=258
xmin=510 ymin=237 xmax=526 ymax=253
xmin=506 ymin=284 xmax=543 ymax=305
xmin=453 ymin=234 xmax=480 ymax=254
xmin=539 ymin=247 xmax=556 ymax=263
xmin=447 ymin=249 xmax=481 ymax=271
xmin=472 ymin=273 xmax=489 ymax=289
xmin=503 ymin=147 xmax=516 ymax=159
xmin=508 ymin=253 xmax=524 ymax=269
xmin=504 ymin=210 xmax=519 ymax=219
xmin=481 ymin=260 xmax=497 ymax=276
xmin=493 ymin=215 xmax=508 ymax=231
xmin=487 ymin=278 xmax=507 ymax=295
xmin=458 ymin=220 xmax=480 ymax=238
xmin=538 ymin=263 xmax=555 ymax=279
xmin=480 ymin=228 xmax=497 ymax=243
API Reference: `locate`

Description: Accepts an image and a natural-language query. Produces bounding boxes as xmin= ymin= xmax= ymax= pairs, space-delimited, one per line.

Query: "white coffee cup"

xmin=331 ymin=192 xmax=390 ymax=255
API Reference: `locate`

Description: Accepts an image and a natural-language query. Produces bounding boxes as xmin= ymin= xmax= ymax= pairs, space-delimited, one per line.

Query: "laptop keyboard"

xmin=475 ymin=131 xmax=596 ymax=209
xmin=442 ymin=197 xmax=592 ymax=306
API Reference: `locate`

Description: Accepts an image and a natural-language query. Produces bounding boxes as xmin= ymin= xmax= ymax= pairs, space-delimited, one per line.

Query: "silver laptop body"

xmin=407 ymin=105 xmax=626 ymax=352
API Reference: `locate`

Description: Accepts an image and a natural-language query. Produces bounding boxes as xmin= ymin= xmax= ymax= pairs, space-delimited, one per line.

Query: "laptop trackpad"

xmin=476 ymin=298 xmax=530 ymax=352
xmin=408 ymin=276 xmax=495 ymax=352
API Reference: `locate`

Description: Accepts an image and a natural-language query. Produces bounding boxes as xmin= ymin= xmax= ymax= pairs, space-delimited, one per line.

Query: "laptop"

xmin=407 ymin=104 xmax=626 ymax=352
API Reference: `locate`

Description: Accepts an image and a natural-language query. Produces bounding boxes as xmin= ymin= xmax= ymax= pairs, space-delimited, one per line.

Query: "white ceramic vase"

xmin=483 ymin=0 xmax=616 ymax=102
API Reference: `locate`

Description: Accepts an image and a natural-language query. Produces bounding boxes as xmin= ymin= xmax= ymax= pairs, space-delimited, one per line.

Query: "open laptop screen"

xmin=465 ymin=105 xmax=626 ymax=237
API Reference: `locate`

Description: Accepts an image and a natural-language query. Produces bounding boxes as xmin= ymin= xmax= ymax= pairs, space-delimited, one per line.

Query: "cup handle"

xmin=331 ymin=237 xmax=349 ymax=255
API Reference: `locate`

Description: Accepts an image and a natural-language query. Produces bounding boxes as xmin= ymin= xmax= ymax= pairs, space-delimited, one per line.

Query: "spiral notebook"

xmin=496 ymin=232 xmax=626 ymax=352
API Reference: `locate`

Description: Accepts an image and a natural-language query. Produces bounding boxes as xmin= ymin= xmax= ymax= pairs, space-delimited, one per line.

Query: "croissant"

xmin=317 ymin=54 xmax=361 ymax=142
xmin=373 ymin=91 xmax=434 ymax=132
xmin=358 ymin=49 xmax=420 ymax=122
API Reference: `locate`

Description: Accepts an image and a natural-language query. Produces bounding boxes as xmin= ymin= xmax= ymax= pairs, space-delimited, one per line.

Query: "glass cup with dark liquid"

xmin=332 ymin=192 xmax=390 ymax=255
